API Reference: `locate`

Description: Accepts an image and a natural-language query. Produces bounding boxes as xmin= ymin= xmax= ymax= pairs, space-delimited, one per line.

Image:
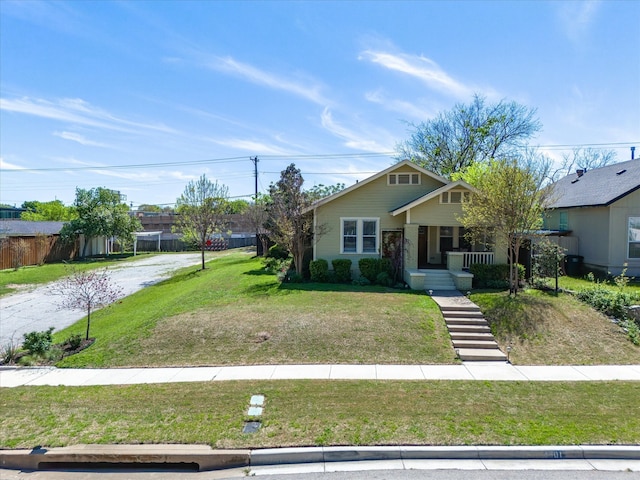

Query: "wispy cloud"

xmin=0 ymin=157 xmax=26 ymax=170
xmin=53 ymin=131 xmax=109 ymax=148
xmin=365 ymin=89 xmax=436 ymax=120
xmin=208 ymin=137 xmax=293 ymax=156
xmin=557 ymin=0 xmax=601 ymax=43
xmin=1 ymin=97 xmax=178 ymax=135
xmin=204 ymin=56 xmax=328 ymax=105
xmin=320 ymin=107 xmax=393 ymax=152
xmin=359 ymin=50 xmax=474 ymax=99
xmin=89 ymin=169 xmax=198 ymax=183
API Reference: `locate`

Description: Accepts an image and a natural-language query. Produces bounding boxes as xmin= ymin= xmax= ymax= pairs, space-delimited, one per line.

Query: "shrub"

xmin=267 ymin=244 xmax=289 ymax=260
xmin=358 ymin=258 xmax=394 ymax=284
xmin=331 ymin=259 xmax=352 ymax=283
xmin=470 ymin=264 xmax=524 ymax=289
xmin=309 ymin=259 xmax=329 ymax=282
xmin=575 ymin=287 xmax=638 ymax=320
xmin=263 ymin=256 xmax=291 ymax=275
xmin=22 ymin=327 xmax=55 ymax=356
xmin=67 ymin=333 xmax=83 ymax=350
xmin=352 ymin=276 xmax=371 ymax=286
xmin=376 ymin=271 xmax=393 ymax=287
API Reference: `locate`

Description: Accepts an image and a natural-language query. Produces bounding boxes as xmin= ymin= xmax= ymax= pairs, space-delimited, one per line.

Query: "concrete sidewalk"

xmin=2 ymin=363 xmax=640 ymax=387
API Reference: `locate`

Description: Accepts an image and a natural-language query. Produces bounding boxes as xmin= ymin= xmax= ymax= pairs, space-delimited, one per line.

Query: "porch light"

xmin=507 ymin=345 xmax=512 ymax=363
xmin=466 ymin=291 xmax=471 ymax=297
xmin=428 ymin=289 xmax=433 ymax=296
xmin=455 ymin=348 xmax=460 ymax=359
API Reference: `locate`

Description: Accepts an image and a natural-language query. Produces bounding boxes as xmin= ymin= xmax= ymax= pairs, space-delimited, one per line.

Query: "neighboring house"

xmin=546 ymin=158 xmax=640 ymax=277
xmin=0 ymin=220 xmax=72 ymax=269
xmin=306 ymin=160 xmax=505 ymax=290
xmin=0 ymin=206 xmax=25 ymax=219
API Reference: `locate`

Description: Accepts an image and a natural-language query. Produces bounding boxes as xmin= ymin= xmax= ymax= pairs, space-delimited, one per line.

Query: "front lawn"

xmin=55 ymin=253 xmax=454 ymax=367
xmin=470 ymin=289 xmax=640 ymax=365
xmin=1 ymin=380 xmax=637 ymax=448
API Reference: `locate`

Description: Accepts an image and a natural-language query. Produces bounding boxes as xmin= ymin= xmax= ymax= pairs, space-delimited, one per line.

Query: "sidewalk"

xmin=2 ymin=363 xmax=640 ymax=387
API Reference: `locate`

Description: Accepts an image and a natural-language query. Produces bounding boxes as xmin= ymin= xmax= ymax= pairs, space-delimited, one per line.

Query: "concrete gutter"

xmin=1 ymin=444 xmax=638 ymax=472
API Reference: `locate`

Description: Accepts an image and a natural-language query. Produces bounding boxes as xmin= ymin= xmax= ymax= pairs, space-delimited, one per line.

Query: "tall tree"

xmin=397 ymin=94 xmax=541 ymax=178
xmin=457 ymin=152 xmax=553 ymax=295
xmin=175 ymin=175 xmax=229 ymax=270
xmin=552 ymin=147 xmax=617 ymax=180
xmin=21 ymin=200 xmax=77 ymax=221
xmin=266 ymin=164 xmax=316 ymax=276
xmin=60 ymin=187 xmax=141 ymax=257
xmin=246 ymin=194 xmax=270 ymax=256
xmin=306 ymin=183 xmax=346 ymax=203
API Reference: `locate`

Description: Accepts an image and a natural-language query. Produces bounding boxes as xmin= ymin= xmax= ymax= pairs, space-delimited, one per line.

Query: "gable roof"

xmin=0 ymin=220 xmax=66 ymax=236
xmin=390 ymin=180 xmax=476 ymax=216
xmin=305 ymin=160 xmax=449 ymax=212
xmin=549 ymin=159 xmax=640 ymax=209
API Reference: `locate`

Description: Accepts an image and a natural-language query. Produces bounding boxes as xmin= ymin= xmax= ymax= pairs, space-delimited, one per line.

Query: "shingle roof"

xmin=0 ymin=220 xmax=66 ymax=236
xmin=548 ymin=159 xmax=640 ymax=209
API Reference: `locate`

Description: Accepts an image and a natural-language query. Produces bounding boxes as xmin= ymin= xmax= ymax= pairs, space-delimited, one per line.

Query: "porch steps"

xmin=429 ymin=295 xmax=507 ymax=362
xmin=424 ymin=270 xmax=456 ymax=291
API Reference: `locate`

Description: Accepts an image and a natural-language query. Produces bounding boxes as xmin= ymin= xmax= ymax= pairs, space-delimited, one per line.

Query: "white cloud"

xmin=206 ymin=56 xmax=328 ymax=105
xmin=557 ymin=0 xmax=601 ymax=43
xmin=1 ymin=96 xmax=178 ymax=135
xmin=320 ymin=107 xmax=393 ymax=152
xmin=208 ymin=137 xmax=292 ymax=156
xmin=0 ymin=157 xmax=26 ymax=170
xmin=359 ymin=50 xmax=474 ymax=99
xmin=365 ymin=89 xmax=436 ymax=120
xmin=54 ymin=131 xmax=109 ymax=147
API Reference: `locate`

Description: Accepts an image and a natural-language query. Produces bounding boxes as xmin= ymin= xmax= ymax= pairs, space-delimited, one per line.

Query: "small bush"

xmin=331 ymin=259 xmax=352 ymax=283
xmin=352 ymin=276 xmax=371 ymax=286
xmin=376 ymin=271 xmax=393 ymax=287
xmin=0 ymin=338 xmax=20 ymax=365
xmin=358 ymin=258 xmax=393 ymax=284
xmin=263 ymin=256 xmax=291 ymax=275
xmin=287 ymin=271 xmax=304 ymax=283
xmin=22 ymin=327 xmax=55 ymax=356
xmin=470 ymin=263 xmax=524 ymax=289
xmin=268 ymin=244 xmax=289 ymax=260
xmin=309 ymin=259 xmax=329 ymax=282
xmin=575 ymin=287 xmax=638 ymax=320
xmin=67 ymin=334 xmax=83 ymax=350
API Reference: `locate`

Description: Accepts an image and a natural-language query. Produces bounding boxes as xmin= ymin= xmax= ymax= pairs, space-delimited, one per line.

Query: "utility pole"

xmin=251 ymin=156 xmax=259 ymax=254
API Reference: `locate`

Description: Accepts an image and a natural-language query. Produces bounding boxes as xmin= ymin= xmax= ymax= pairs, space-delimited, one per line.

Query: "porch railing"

xmin=447 ymin=251 xmax=495 ymax=270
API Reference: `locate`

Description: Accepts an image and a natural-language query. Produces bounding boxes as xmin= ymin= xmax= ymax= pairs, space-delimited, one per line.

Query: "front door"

xmin=418 ymin=227 xmax=428 ymax=268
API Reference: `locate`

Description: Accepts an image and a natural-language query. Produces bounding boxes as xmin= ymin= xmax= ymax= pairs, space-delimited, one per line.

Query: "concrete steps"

xmin=429 ymin=295 xmax=507 ymax=362
xmin=424 ymin=270 xmax=456 ymax=291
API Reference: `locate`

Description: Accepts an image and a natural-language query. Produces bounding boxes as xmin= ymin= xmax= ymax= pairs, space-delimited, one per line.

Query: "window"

xmin=388 ymin=173 xmax=419 ymax=185
xmin=559 ymin=211 xmax=568 ymax=231
xmin=629 ymin=217 xmax=640 ymax=259
xmin=341 ymin=218 xmax=379 ymax=254
xmin=440 ymin=190 xmax=470 ymax=203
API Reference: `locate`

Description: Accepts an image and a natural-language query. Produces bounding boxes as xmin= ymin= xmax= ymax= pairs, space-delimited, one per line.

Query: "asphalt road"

xmin=0 ymin=253 xmax=212 ymax=346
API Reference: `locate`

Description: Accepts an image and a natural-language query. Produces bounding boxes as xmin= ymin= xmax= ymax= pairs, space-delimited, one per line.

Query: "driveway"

xmin=0 ymin=253 xmax=212 ymax=346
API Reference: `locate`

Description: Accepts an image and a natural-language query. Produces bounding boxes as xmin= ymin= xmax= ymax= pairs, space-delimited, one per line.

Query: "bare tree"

xmin=245 ymin=195 xmax=270 ymax=256
xmin=551 ymin=147 xmax=617 ymax=180
xmin=175 ymin=175 xmax=230 ymax=270
xmin=397 ymin=94 xmax=541 ymax=179
xmin=52 ymin=268 xmax=123 ymax=340
xmin=10 ymin=239 xmax=29 ymax=270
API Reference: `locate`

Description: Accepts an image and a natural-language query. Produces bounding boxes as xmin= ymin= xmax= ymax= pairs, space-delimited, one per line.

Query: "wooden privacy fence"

xmin=0 ymin=235 xmax=76 ymax=270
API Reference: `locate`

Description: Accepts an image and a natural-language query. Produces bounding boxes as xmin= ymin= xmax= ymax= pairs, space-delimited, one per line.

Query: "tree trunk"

xmin=201 ymin=245 xmax=206 ymax=270
xmin=86 ymin=306 xmax=91 ymax=340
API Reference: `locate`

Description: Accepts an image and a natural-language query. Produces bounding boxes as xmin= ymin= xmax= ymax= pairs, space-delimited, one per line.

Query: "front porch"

xmin=404 ymin=252 xmax=494 ymax=291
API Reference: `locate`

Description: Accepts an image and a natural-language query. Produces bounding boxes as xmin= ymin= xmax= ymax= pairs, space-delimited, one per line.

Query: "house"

xmin=545 ymin=158 xmax=640 ymax=277
xmin=306 ymin=160 xmax=505 ymax=290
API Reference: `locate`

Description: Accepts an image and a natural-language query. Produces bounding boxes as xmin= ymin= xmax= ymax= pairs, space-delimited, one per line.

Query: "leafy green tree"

xmin=224 ymin=199 xmax=250 ymax=214
xmin=175 ymin=175 xmax=229 ymax=270
xmin=306 ymin=183 xmax=346 ymax=203
xmin=137 ymin=204 xmax=163 ymax=213
xmin=456 ymin=152 xmax=552 ymax=295
xmin=21 ymin=200 xmax=77 ymax=221
xmin=60 ymin=188 xmax=141 ymax=257
xmin=397 ymin=94 xmax=541 ymax=179
xmin=266 ymin=164 xmax=324 ymax=276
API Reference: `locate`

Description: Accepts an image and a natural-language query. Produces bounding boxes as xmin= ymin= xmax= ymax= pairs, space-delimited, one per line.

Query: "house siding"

xmin=314 ymin=169 xmax=445 ymax=267
xmin=608 ymin=189 xmax=640 ymax=276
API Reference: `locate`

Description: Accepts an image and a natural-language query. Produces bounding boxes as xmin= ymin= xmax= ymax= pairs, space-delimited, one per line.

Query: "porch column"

xmin=404 ymin=224 xmax=419 ymax=269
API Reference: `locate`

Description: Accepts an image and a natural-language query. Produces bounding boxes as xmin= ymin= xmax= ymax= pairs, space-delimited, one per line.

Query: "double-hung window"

xmin=629 ymin=217 xmax=640 ymax=259
xmin=341 ymin=218 xmax=379 ymax=254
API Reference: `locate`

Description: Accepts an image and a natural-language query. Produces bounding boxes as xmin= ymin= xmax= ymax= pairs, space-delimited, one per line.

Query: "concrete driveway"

xmin=0 ymin=253 xmax=213 ymax=347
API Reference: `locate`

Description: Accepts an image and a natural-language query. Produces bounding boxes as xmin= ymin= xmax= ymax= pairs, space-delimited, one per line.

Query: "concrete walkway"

xmin=2 ymin=363 xmax=640 ymax=387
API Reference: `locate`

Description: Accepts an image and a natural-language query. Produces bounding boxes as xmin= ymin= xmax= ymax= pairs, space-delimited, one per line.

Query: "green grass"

xmin=54 ymin=252 xmax=454 ymax=367
xmin=539 ymin=274 xmax=640 ymax=294
xmin=1 ymin=380 xmax=638 ymax=448
xmin=470 ymin=289 xmax=640 ymax=365
xmin=0 ymin=253 xmax=148 ymax=296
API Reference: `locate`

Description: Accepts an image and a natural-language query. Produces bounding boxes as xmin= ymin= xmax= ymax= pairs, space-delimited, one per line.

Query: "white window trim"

xmin=340 ymin=217 xmax=380 ymax=254
xmin=628 ymin=216 xmax=640 ymax=260
xmin=387 ymin=173 xmax=420 ymax=186
xmin=440 ymin=190 xmax=470 ymax=204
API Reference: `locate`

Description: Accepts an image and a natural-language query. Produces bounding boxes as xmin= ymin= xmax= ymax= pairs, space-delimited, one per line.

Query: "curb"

xmin=1 ymin=445 xmax=638 ymax=472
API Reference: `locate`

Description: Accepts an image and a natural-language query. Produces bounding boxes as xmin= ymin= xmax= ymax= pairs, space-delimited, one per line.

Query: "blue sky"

xmin=1 ymin=0 xmax=638 ymax=209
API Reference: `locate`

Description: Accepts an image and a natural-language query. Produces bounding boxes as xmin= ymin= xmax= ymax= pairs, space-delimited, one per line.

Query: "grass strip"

xmin=54 ymin=253 xmax=453 ymax=367
xmin=1 ymin=380 xmax=637 ymax=449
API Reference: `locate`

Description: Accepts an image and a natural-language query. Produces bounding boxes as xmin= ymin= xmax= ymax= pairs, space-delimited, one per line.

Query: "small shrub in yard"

xmin=309 ymin=259 xmax=329 ymax=282
xmin=470 ymin=263 xmax=524 ymax=289
xmin=67 ymin=333 xmax=83 ymax=350
xmin=22 ymin=327 xmax=55 ymax=356
xmin=359 ymin=258 xmax=394 ymax=284
xmin=0 ymin=338 xmax=20 ymax=365
xmin=376 ymin=271 xmax=393 ymax=287
xmin=352 ymin=276 xmax=371 ymax=286
xmin=331 ymin=259 xmax=352 ymax=283
xmin=267 ymin=244 xmax=289 ymax=260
